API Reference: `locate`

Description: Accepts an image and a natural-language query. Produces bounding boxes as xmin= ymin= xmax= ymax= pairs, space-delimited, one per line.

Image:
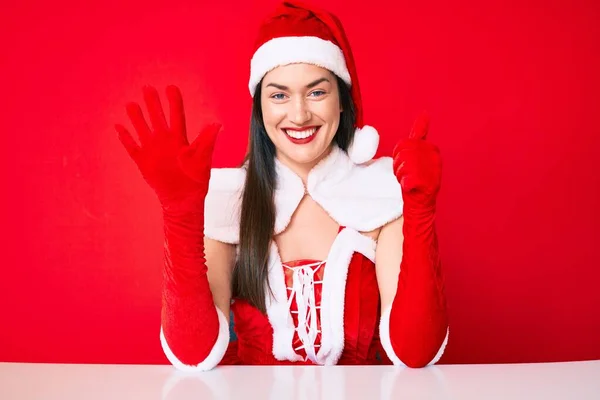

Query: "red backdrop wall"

xmin=1 ymin=0 xmax=599 ymax=364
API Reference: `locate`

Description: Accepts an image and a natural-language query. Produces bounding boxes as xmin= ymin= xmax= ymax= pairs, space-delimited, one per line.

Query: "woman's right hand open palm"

xmin=115 ymin=85 xmax=221 ymax=208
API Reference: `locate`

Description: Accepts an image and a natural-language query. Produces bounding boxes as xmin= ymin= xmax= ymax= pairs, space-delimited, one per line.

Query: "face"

xmin=260 ymin=63 xmax=342 ymax=169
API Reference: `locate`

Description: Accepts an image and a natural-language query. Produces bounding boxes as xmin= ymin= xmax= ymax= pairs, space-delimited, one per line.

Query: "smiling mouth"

xmin=282 ymin=126 xmax=320 ymax=139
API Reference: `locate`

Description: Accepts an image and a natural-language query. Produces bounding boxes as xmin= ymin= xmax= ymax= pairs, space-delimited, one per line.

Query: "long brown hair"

xmin=232 ymin=75 xmax=356 ymax=313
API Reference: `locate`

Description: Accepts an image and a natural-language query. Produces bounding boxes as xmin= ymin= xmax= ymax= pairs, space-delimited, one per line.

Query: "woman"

xmin=115 ymin=1 xmax=448 ymax=371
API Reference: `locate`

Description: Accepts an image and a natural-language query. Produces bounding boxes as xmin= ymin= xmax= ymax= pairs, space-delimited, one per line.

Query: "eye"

xmin=309 ymin=90 xmax=326 ymax=97
xmin=271 ymin=93 xmax=287 ymax=100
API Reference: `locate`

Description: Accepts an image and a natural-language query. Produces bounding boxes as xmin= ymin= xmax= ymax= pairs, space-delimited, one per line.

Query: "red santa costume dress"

xmin=150 ymin=1 xmax=450 ymax=371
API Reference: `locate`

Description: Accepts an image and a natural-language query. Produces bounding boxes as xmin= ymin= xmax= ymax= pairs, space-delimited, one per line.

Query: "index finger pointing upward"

xmin=409 ymin=113 xmax=430 ymax=140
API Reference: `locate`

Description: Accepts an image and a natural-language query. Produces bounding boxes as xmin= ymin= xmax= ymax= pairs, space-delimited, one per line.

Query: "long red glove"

xmin=386 ymin=115 xmax=449 ymax=368
xmin=115 ymin=85 xmax=229 ymax=370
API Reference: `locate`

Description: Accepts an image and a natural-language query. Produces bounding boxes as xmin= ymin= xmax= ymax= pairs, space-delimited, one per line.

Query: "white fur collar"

xmin=204 ymin=146 xmax=403 ymax=244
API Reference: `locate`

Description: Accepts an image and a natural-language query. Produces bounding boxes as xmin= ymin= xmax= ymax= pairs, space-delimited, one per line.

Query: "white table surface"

xmin=1 ymin=360 xmax=599 ymax=399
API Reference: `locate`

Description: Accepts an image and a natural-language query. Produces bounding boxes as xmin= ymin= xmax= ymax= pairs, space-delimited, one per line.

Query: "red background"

xmin=1 ymin=0 xmax=599 ymax=364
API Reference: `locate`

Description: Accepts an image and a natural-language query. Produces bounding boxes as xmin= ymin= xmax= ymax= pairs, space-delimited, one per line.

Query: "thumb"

xmin=409 ymin=112 xmax=430 ymax=140
xmin=177 ymin=123 xmax=222 ymax=182
xmin=188 ymin=123 xmax=222 ymax=158
xmin=115 ymin=124 xmax=140 ymax=160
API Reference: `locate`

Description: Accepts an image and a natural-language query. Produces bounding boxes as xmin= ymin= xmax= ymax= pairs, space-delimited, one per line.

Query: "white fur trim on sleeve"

xmin=379 ymin=305 xmax=449 ymax=367
xmin=159 ymin=307 xmax=230 ymax=372
xmin=204 ymin=168 xmax=246 ymax=244
xmin=249 ymin=36 xmax=351 ymax=96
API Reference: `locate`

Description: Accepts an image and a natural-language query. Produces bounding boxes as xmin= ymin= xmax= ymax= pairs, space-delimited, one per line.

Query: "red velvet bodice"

xmin=222 ymin=250 xmax=389 ymax=365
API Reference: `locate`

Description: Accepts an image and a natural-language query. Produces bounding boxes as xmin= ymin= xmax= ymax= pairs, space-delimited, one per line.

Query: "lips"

xmin=282 ymin=126 xmax=321 ymax=145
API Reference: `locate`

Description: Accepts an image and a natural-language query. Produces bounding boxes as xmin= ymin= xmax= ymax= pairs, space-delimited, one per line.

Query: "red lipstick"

xmin=282 ymin=125 xmax=321 ymax=145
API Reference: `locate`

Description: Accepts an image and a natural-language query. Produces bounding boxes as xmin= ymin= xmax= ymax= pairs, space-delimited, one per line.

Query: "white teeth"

xmin=284 ymin=127 xmax=317 ymax=139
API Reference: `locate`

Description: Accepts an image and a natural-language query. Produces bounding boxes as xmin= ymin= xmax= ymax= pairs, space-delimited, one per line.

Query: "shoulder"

xmin=309 ymin=154 xmax=403 ymax=232
xmin=204 ymin=167 xmax=246 ymax=244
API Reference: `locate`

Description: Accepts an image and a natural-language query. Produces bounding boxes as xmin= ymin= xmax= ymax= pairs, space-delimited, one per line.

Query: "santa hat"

xmin=248 ymin=1 xmax=379 ymax=164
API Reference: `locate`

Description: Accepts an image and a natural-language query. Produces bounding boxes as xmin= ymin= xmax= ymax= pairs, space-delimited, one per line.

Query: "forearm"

xmin=382 ymin=207 xmax=449 ymax=367
xmin=160 ymin=207 xmax=229 ymax=371
xmin=115 ymin=85 xmax=225 ymax=370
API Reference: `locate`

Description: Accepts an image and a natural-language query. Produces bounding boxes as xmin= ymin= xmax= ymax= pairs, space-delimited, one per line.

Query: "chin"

xmin=279 ymin=143 xmax=331 ymax=166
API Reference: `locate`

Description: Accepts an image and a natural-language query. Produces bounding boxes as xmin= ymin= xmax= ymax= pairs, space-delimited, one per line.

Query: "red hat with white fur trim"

xmin=248 ymin=1 xmax=379 ymax=164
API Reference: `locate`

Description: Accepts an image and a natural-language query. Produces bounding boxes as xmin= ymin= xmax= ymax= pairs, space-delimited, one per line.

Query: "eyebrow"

xmin=266 ymin=77 xmax=330 ymax=91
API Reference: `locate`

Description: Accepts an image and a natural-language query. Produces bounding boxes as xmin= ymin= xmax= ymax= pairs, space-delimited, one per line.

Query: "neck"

xmin=275 ymin=145 xmax=334 ymax=185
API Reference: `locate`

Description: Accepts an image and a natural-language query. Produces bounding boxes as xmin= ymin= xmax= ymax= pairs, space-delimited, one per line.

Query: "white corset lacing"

xmin=282 ymin=260 xmax=326 ymax=363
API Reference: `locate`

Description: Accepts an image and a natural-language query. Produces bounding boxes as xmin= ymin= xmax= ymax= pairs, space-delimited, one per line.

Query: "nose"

xmin=288 ymin=97 xmax=311 ymax=125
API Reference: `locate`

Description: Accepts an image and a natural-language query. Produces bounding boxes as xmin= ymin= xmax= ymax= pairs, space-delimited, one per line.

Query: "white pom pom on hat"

xmin=249 ymin=1 xmax=379 ymax=164
xmin=348 ymin=125 xmax=379 ymax=164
